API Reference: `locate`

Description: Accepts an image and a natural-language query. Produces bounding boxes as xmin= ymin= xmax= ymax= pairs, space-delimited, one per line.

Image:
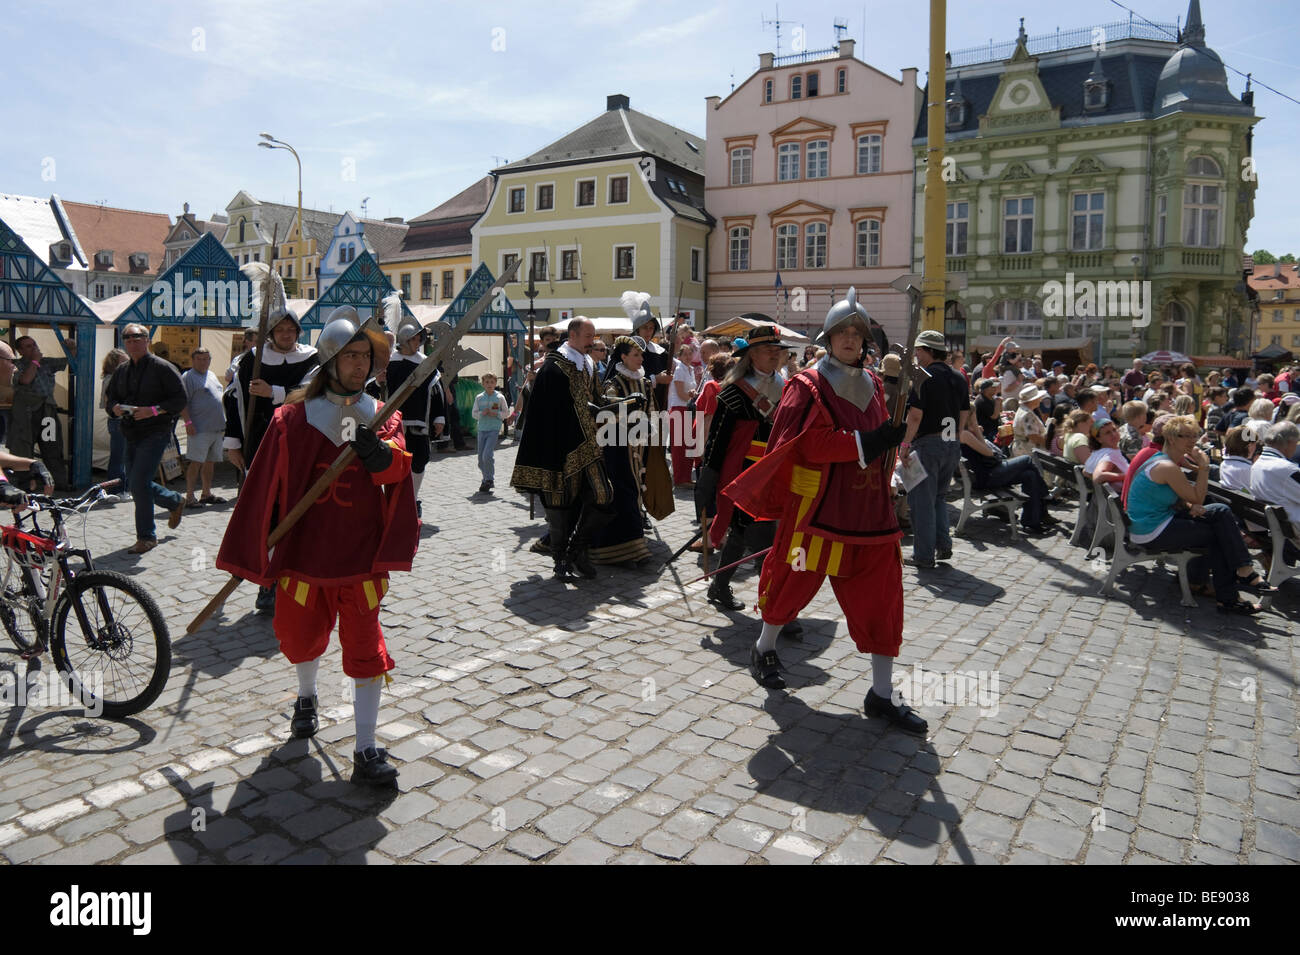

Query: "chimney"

xmin=607 ymin=94 xmax=630 ymax=111
xmin=1276 ymin=263 xmax=1284 ymax=278
xmin=759 ymin=52 xmax=774 ymax=70
xmin=838 ymin=38 xmax=855 ymax=59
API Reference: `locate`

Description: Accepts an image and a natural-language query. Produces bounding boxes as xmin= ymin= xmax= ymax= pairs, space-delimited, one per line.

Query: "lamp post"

xmin=258 ymin=133 xmax=303 ymax=299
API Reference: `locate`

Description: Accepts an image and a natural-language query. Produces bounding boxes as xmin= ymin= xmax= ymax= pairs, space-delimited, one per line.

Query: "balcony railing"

xmin=1181 ymin=250 xmax=1221 ymax=268
xmin=998 ymin=255 xmax=1038 ymax=272
xmin=949 ymin=17 xmax=1179 ymax=68
xmin=1066 ymin=252 xmax=1107 ymax=270
xmin=774 ymin=46 xmax=840 ymax=67
xmin=946 ymin=257 xmax=968 ymax=273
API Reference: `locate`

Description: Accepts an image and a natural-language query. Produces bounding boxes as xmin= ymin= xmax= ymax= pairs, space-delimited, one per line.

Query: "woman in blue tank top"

xmin=1124 ymin=415 xmax=1273 ymax=614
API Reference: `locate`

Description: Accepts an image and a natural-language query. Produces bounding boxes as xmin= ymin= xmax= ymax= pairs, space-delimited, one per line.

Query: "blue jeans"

xmin=974 ymin=455 xmax=1048 ymax=528
xmin=106 ymin=415 xmax=126 ymax=486
xmin=123 ymin=429 xmax=183 ymax=541
xmin=908 ymin=433 xmax=960 ymax=562
xmin=477 ymin=430 xmax=499 ymax=483
xmin=1146 ymin=502 xmax=1251 ymax=602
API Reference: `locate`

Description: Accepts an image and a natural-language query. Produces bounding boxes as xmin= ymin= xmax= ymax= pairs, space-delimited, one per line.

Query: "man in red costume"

xmin=217 ymin=305 xmax=418 ymax=785
xmin=724 ymin=288 xmax=926 ymax=734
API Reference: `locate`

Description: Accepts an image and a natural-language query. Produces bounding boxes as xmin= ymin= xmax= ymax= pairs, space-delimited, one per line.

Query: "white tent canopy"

xmin=544 ymin=316 xmax=632 ymax=336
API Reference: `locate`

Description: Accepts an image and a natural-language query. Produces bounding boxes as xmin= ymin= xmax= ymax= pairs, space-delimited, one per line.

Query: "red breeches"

xmin=272 ymin=577 xmax=395 ymax=679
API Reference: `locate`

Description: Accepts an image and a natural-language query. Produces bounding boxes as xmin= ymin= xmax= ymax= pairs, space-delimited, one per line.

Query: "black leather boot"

xmin=351 ymin=745 xmax=399 ymax=786
xmin=290 ymin=695 xmax=318 ymax=739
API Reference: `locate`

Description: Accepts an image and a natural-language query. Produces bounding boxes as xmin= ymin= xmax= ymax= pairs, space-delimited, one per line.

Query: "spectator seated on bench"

xmin=1125 ymin=414 xmax=1273 ymax=615
xmin=960 ymin=422 xmax=1055 ymax=535
xmin=1249 ymin=419 xmax=1300 ymax=574
xmin=1205 ymin=482 xmax=1300 ymax=596
xmin=1218 ymin=424 xmax=1258 ymax=492
xmin=1097 ymin=484 xmax=1203 ymax=607
xmin=1084 ymin=418 xmax=1128 ymax=487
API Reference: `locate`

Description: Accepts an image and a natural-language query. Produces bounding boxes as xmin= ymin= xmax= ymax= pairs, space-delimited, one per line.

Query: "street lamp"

xmin=256 ymin=133 xmax=303 ymax=299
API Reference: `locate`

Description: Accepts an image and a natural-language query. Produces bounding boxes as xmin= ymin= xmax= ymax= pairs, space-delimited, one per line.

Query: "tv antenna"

xmin=762 ymin=5 xmax=797 ymax=58
xmin=360 ymin=196 xmax=370 ymax=218
xmin=833 ymin=17 xmax=849 ymax=44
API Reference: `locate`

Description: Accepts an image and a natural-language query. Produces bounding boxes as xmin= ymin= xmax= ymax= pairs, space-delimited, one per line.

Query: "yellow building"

xmin=472 ymin=94 xmax=712 ymax=326
xmin=378 ymin=177 xmax=490 ymax=308
xmin=1249 ymin=262 xmax=1300 ymax=353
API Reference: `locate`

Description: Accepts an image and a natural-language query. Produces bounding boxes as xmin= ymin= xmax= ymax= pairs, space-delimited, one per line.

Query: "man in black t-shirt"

xmin=900 ymin=330 xmax=972 ymax=567
xmin=973 ymin=378 xmax=1000 ymax=441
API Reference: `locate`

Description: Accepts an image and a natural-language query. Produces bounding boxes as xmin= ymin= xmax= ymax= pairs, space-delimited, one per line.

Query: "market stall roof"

xmin=81 ymin=290 xmax=139 ymax=324
xmin=114 ymin=233 xmax=251 ymax=327
xmin=1189 ymin=354 xmax=1251 ymax=369
xmin=546 ymin=316 xmax=632 ymax=335
xmin=299 ymin=249 xmax=415 ymax=329
xmin=1250 ymin=344 xmax=1294 ymax=361
xmin=703 ymin=316 xmax=810 ymax=342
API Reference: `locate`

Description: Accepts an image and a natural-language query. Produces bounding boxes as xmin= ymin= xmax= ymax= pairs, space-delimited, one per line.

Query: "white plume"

xmin=382 ymin=290 xmax=403 ymax=334
xmin=240 ymin=260 xmax=286 ymax=329
xmin=620 ymin=290 xmax=652 ymax=321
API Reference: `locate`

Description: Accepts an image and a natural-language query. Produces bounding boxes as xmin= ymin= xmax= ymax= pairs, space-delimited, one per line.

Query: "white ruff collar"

xmin=616 ymin=361 xmax=644 ymax=381
xmin=560 ymin=342 xmax=593 ymax=374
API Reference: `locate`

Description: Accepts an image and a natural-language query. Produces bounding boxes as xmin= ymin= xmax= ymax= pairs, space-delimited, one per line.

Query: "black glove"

xmin=350 ymin=425 xmax=393 ymax=474
xmin=28 ymin=460 xmax=53 ymax=490
xmin=859 ymin=422 xmax=908 ymax=465
xmin=695 ymin=466 xmax=720 ymax=519
xmin=0 ymin=482 xmax=27 ymax=507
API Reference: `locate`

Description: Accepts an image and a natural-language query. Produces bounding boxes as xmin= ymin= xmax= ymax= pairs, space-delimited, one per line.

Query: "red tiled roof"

xmin=63 ymin=200 xmax=170 ymax=274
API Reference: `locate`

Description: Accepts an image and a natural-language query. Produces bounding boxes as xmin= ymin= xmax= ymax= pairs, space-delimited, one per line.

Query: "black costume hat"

xmin=735 ymin=324 xmax=782 ymax=351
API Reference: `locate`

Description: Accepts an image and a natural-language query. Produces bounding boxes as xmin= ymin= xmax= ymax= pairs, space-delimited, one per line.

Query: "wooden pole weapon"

xmin=240 ymin=224 xmax=279 ymax=464
xmin=188 ymin=259 xmax=522 ymax=633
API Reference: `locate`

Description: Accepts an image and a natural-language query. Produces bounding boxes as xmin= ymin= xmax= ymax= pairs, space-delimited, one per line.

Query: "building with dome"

xmin=914 ymin=1 xmax=1258 ymax=365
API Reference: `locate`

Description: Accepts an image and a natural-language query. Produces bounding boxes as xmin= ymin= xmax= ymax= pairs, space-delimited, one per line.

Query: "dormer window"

xmin=945 ymin=74 xmax=967 ymax=130
xmin=1083 ymin=79 xmax=1109 ymax=111
xmin=95 ymin=250 xmax=114 ymax=269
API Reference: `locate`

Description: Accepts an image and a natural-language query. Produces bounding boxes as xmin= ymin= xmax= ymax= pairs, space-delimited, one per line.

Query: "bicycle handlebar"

xmin=23 ymin=480 xmax=121 ymax=514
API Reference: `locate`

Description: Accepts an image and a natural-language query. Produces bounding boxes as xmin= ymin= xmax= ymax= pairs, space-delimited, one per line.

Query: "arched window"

xmin=238 ymin=218 xmax=246 ymax=243
xmin=857 ymin=134 xmax=882 ymax=175
xmin=730 ymin=147 xmax=752 ymax=185
xmin=775 ymin=224 xmax=798 ymax=270
xmin=1186 ymin=156 xmax=1221 ymax=177
xmin=729 ymin=227 xmax=750 ymax=271
xmin=777 ymin=142 xmax=801 ymax=182
xmin=804 ymin=222 xmax=828 ymax=269
xmin=764 ymin=79 xmax=773 ymax=103
xmin=856 ymin=220 xmax=881 ymax=267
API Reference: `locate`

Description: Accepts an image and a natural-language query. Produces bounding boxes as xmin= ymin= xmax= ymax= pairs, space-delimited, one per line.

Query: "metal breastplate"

xmin=815 ymin=355 xmax=874 ymax=411
xmin=305 ymin=390 xmax=379 ymax=446
xmin=744 ymin=371 xmax=784 ymax=418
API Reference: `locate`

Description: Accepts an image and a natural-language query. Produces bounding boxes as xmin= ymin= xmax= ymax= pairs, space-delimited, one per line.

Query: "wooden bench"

xmin=1205 ymin=482 xmax=1300 ymax=593
xmin=955 ymin=458 xmax=1024 ymax=538
xmin=1033 ymin=450 xmax=1088 ymax=543
xmin=1095 ymin=484 xmax=1206 ymax=607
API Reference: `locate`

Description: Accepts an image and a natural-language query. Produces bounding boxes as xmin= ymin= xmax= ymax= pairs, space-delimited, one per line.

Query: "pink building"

xmin=705 ymin=39 xmax=922 ymax=342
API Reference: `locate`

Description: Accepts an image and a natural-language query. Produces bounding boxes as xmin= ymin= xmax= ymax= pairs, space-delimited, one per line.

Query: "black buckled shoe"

xmin=255 ymin=585 xmax=276 ymax=615
xmin=864 ymin=688 xmax=928 ymax=736
xmin=290 ymin=695 xmax=318 ymax=739
xmin=749 ymin=645 xmax=786 ymax=690
xmin=707 ymin=582 xmax=745 ymax=611
xmin=351 ymin=745 xmax=398 ymax=786
xmin=570 ymin=548 xmax=598 ymax=579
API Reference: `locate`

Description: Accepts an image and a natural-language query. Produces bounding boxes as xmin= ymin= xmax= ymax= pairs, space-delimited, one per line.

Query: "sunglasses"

xmin=123 ymin=333 xmax=148 ymax=341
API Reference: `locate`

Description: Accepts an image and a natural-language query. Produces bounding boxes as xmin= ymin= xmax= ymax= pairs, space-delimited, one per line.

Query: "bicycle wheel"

xmin=0 ymin=582 xmax=47 ymax=655
xmin=50 ymin=570 xmax=171 ymax=719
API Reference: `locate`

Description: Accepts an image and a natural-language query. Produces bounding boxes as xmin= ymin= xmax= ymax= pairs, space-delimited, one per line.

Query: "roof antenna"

xmin=762 ymin=4 xmax=796 ymax=57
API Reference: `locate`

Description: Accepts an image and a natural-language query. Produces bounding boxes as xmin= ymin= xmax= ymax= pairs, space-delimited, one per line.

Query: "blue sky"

xmin=7 ymin=0 xmax=1296 ymax=251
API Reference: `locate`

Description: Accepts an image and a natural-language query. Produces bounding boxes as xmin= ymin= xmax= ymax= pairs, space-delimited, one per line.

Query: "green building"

xmin=914 ymin=1 xmax=1257 ymax=365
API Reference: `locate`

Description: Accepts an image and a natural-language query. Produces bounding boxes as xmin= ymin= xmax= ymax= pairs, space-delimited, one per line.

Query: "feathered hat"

xmin=620 ymin=291 xmax=657 ymax=333
xmin=240 ymin=261 xmax=298 ymax=331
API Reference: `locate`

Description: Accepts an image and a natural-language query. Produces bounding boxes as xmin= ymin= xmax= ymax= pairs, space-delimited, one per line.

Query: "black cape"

xmin=510 ymin=351 xmax=606 ymax=508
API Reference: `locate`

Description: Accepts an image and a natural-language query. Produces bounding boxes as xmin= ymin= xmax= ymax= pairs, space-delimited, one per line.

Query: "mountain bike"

xmin=0 ymin=480 xmax=171 ymax=718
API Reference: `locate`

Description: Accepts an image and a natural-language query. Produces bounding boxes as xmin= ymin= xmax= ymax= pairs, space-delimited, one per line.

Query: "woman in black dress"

xmin=590 ymin=336 xmax=657 ymax=565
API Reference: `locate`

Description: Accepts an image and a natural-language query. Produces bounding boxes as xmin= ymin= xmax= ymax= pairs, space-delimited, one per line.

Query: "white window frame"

xmin=535 ymin=181 xmax=555 ymax=212
xmin=764 ymin=79 xmax=773 ymax=103
xmin=988 ymin=300 xmax=1043 ymax=338
xmin=729 ymin=227 xmax=750 ymax=272
xmin=804 ymin=222 xmax=828 ymax=269
xmin=1183 ymin=182 xmax=1221 ymax=248
xmin=559 ymin=247 xmax=580 ymax=282
xmin=777 ymin=142 xmax=801 ymax=182
xmin=837 ymin=68 xmax=847 ymax=94
xmin=529 ymin=250 xmax=548 ymax=282
xmin=730 ymin=147 xmax=753 ymax=185
xmin=614 ymin=244 xmax=636 ymax=280
xmin=791 ymin=75 xmax=802 ymax=99
xmin=775 ymin=223 xmax=798 ymax=270
xmin=856 ymin=133 xmax=882 ymax=175
xmin=1161 ymin=302 xmax=1188 ymax=353
xmin=805 ymin=139 xmax=829 ymax=179
xmin=1070 ymin=191 xmax=1105 ymax=251
xmin=1003 ymin=196 xmax=1035 ymax=254
xmin=946 ymin=201 xmax=969 ymax=256
xmin=507 ymin=186 xmax=526 ymax=215
xmin=500 ymin=250 xmax=521 ymax=283
xmin=856 ymin=219 xmax=881 ymax=268
xmin=575 ymin=178 xmax=597 ymax=208
xmin=607 ymin=174 xmax=630 ymax=205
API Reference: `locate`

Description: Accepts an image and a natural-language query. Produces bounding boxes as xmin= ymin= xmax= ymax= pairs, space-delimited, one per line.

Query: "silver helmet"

xmin=395 ymin=313 xmax=425 ymax=347
xmin=316 ymin=305 xmax=390 ymax=380
xmin=816 ymin=286 xmax=872 ymax=345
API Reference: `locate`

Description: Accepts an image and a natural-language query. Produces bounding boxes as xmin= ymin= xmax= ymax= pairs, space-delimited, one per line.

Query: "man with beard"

xmin=511 ymin=317 xmax=616 ymax=581
xmin=724 ymin=289 xmax=925 ymax=734
xmin=216 ymin=306 xmax=417 ymax=785
xmin=224 ymin=287 xmax=319 ymax=613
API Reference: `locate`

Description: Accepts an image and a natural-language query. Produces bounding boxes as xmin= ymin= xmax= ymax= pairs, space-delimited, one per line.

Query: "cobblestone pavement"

xmin=1 ymin=440 xmax=1297 ymax=865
